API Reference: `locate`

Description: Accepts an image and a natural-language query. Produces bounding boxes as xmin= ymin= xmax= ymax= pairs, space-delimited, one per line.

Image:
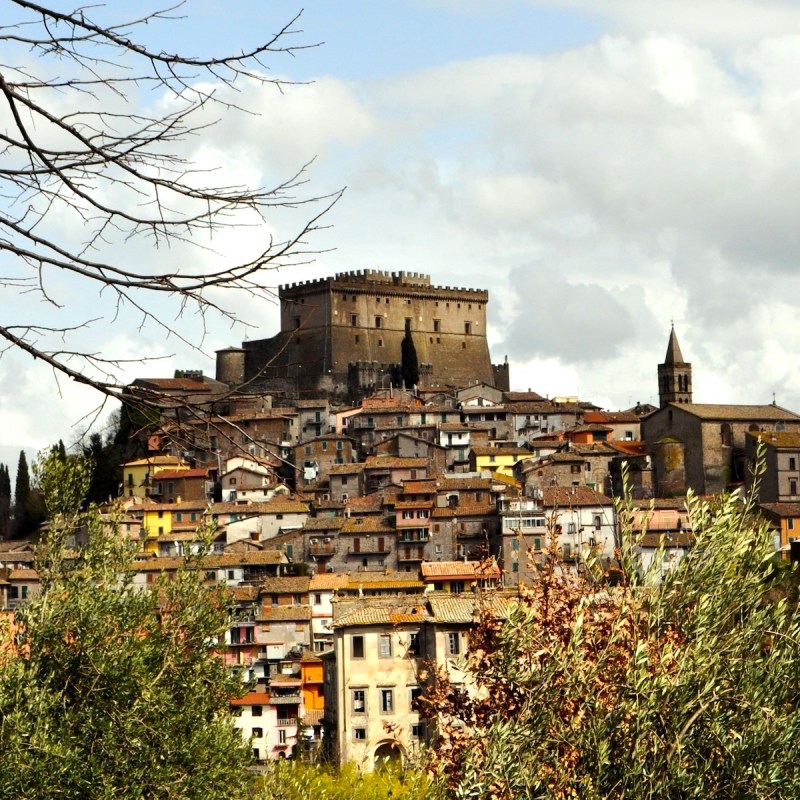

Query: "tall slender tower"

xmin=658 ymin=326 xmax=692 ymax=407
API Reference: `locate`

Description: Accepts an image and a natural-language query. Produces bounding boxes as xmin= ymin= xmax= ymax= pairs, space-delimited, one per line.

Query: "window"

xmin=354 ymin=727 xmax=367 ymax=741
xmin=409 ymin=686 xmax=422 ymax=709
xmin=411 ymin=723 xmax=424 ymax=739
xmin=351 ymin=314 xmax=358 ymax=326
xmin=791 ymin=479 xmax=798 ymax=496
xmin=352 ymin=689 xmax=366 ymax=713
xmin=791 ymin=457 xmax=797 ymax=471
xmin=375 ymin=316 xmax=382 ymax=328
xmin=512 ymin=538 xmax=520 ymax=551
xmin=336 ymin=440 xmax=344 ymax=450
xmin=447 ymin=632 xmax=461 ymax=656
xmin=175 ymin=512 xmax=183 ymax=522
xmin=314 ymin=593 xmax=322 ymax=604
xmin=378 ymin=338 xmax=384 ymax=347
xmin=379 ymin=633 xmax=392 ymax=658
xmin=252 ymin=727 xmax=263 ymax=738
xmin=464 ymin=322 xmax=471 ymax=335
xmin=594 ymin=515 xmax=602 ymax=530
xmin=408 ymin=631 xmax=422 ymax=656
xmin=352 ymin=635 xmax=365 ymax=659
xmin=252 ymin=705 xmax=263 ymax=717
xmin=433 ymin=319 xmax=441 ymax=333
xmin=253 ymin=748 xmax=260 ymax=761
xmin=789 ymin=519 xmax=795 ymax=530
xmin=380 ymin=689 xmax=394 ymax=713
xmin=278 ymin=729 xmax=287 ymax=744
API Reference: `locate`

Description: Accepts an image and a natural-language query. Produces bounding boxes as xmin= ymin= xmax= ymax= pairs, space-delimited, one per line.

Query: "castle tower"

xmin=658 ymin=326 xmax=692 ymax=407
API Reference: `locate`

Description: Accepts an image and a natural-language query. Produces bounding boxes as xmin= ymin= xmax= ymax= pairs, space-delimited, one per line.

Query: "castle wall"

xmin=237 ymin=270 xmax=497 ymax=397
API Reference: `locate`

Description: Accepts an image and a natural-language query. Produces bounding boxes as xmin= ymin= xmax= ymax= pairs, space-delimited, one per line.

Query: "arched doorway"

xmin=372 ymin=739 xmax=404 ymax=769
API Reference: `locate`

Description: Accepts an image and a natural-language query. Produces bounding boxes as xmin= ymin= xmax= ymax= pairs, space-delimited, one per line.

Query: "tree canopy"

xmin=423 ymin=487 xmax=800 ymax=800
xmin=0 ymin=450 xmax=251 ymax=799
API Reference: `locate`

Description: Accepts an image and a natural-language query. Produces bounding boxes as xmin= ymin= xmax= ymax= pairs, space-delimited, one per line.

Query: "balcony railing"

xmin=270 ymin=693 xmax=301 ymax=705
xmin=308 ymin=542 xmax=335 ymax=556
xmin=347 ymin=543 xmax=391 ymax=555
xmin=397 ymin=550 xmax=425 ymax=562
xmin=398 ymin=534 xmax=429 ymax=544
xmin=275 ymin=717 xmax=299 ymax=726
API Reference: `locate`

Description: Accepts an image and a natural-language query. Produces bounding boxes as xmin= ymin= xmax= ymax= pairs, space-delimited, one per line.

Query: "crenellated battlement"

xmin=280 ymin=269 xmax=486 ymax=298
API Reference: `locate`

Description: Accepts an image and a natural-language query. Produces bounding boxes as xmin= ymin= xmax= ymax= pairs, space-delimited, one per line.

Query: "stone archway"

xmin=372 ymin=739 xmax=405 ymax=769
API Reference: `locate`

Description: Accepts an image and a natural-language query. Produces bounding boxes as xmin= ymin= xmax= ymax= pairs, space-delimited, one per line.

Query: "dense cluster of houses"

xmin=3 ymin=327 xmax=800 ymax=767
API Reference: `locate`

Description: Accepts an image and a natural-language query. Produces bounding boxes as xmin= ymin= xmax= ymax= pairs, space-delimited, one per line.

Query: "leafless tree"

xmin=0 ymin=1 xmax=337 ymax=419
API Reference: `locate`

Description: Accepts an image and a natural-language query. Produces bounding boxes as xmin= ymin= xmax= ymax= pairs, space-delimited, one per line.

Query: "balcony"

xmin=347 ymin=542 xmax=391 ymax=555
xmin=398 ymin=534 xmax=429 ymax=544
xmin=308 ymin=542 xmax=335 ymax=557
xmin=275 ymin=717 xmax=299 ymax=727
xmin=270 ymin=693 xmax=302 ymax=705
xmin=397 ymin=549 xmax=425 ymax=562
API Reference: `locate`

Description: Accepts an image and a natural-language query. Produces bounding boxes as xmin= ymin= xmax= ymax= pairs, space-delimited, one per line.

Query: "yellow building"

xmin=121 ymin=456 xmax=190 ymax=500
xmin=469 ymin=446 xmax=530 ymax=479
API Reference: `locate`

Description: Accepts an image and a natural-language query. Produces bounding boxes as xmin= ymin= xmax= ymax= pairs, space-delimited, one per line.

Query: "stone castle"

xmin=216 ymin=270 xmax=509 ymax=397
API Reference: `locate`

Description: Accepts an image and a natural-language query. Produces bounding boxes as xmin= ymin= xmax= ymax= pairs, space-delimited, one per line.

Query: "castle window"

xmin=437 ymin=337 xmax=441 ymax=344
xmin=351 ymin=295 xmax=356 ymax=301
xmin=433 ymin=319 xmax=441 ymax=333
xmin=378 ymin=339 xmax=384 ymax=347
xmin=375 ymin=316 xmax=382 ymax=328
xmin=385 ymin=298 xmax=389 ymax=304
xmin=355 ymin=335 xmax=360 ymax=343
xmin=464 ymin=322 xmax=472 ymax=335
xmin=462 ymin=342 xmax=466 ymax=349
xmin=405 ymin=317 xmax=412 ymax=329
xmin=351 ymin=314 xmax=358 ymax=326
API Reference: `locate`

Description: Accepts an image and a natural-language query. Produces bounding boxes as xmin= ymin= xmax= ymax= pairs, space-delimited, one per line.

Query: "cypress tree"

xmin=400 ymin=320 xmax=420 ymax=389
xmin=13 ymin=451 xmax=31 ymax=537
xmin=0 ymin=464 xmax=11 ymax=539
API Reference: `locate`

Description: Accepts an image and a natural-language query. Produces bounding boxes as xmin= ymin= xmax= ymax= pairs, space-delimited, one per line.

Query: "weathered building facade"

xmin=216 ymin=270 xmax=508 ymax=398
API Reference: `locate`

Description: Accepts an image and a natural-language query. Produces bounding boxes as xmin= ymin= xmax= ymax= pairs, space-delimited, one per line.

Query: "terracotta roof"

xmin=329 ymin=463 xmax=365 ymax=475
xmin=439 ymin=422 xmax=471 ymax=431
xmin=428 ymin=592 xmax=512 ymax=623
xmin=309 ymin=573 xmax=350 ymax=590
xmin=503 ymin=391 xmax=545 ymax=403
xmin=395 ymin=500 xmax=434 ymax=510
xmin=302 ymin=518 xmax=345 ymax=532
xmin=304 ymin=709 xmax=325 ymax=726
xmin=333 ymin=604 xmax=430 ymax=629
xmin=750 ymin=431 xmax=800 ymax=448
xmin=567 ymin=443 xmax=618 ymax=456
xmin=341 ymin=517 xmax=394 ymax=534
xmin=123 ymin=456 xmax=188 ymax=467
xmin=345 ymin=574 xmax=425 ymax=590
xmin=421 ymin=559 xmax=500 ymax=580
xmin=233 ymin=586 xmax=259 ymax=601
xmin=152 ymin=468 xmax=208 ymax=480
xmin=432 ymin=503 xmax=497 ymax=518
xmin=759 ymin=502 xmax=800 ymax=518
xmin=666 ymin=403 xmax=800 ymax=421
xmin=210 ymin=500 xmax=309 ymax=515
xmin=257 ymin=605 xmax=312 ymax=623
xmin=637 ymin=532 xmax=694 ymax=548
xmin=364 ymin=456 xmax=428 ymax=469
xmin=542 ymin=486 xmax=614 ymax=507
xmin=260 ymin=576 xmax=311 ymax=594
xmin=231 ymin=691 xmax=269 ymax=707
xmin=438 ymin=477 xmax=493 ymax=490
xmin=133 ymin=551 xmax=284 ymax=571
xmin=471 ymin=446 xmax=530 ymax=457
xmin=8 ymin=568 xmax=38 ymax=581
xmin=345 ymin=494 xmax=387 ymax=513
xmin=401 ymin=480 xmax=439 ymax=494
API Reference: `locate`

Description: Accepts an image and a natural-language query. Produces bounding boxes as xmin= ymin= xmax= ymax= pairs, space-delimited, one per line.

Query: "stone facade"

xmin=216 ymin=270 xmax=506 ymax=397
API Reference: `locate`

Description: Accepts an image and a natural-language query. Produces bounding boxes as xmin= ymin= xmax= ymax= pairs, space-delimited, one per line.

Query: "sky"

xmin=4 ymin=0 xmax=800 ymax=473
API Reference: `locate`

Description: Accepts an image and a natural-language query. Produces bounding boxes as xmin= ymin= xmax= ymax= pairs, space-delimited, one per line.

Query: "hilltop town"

xmin=2 ymin=269 xmax=799 ymax=768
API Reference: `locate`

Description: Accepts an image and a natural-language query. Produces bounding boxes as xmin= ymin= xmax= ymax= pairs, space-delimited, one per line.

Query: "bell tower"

xmin=658 ymin=325 xmax=692 ymax=407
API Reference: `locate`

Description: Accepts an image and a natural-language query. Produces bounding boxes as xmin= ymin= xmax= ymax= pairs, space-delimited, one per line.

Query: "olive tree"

xmin=0 ymin=450 xmax=251 ymax=799
xmin=423 ymin=486 xmax=800 ymax=799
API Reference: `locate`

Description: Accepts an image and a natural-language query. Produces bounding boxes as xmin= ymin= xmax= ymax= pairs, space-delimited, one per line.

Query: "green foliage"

xmin=253 ymin=760 xmax=431 ymax=800
xmin=0 ymin=452 xmax=251 ymax=799
xmin=425 ymin=487 xmax=800 ymax=799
